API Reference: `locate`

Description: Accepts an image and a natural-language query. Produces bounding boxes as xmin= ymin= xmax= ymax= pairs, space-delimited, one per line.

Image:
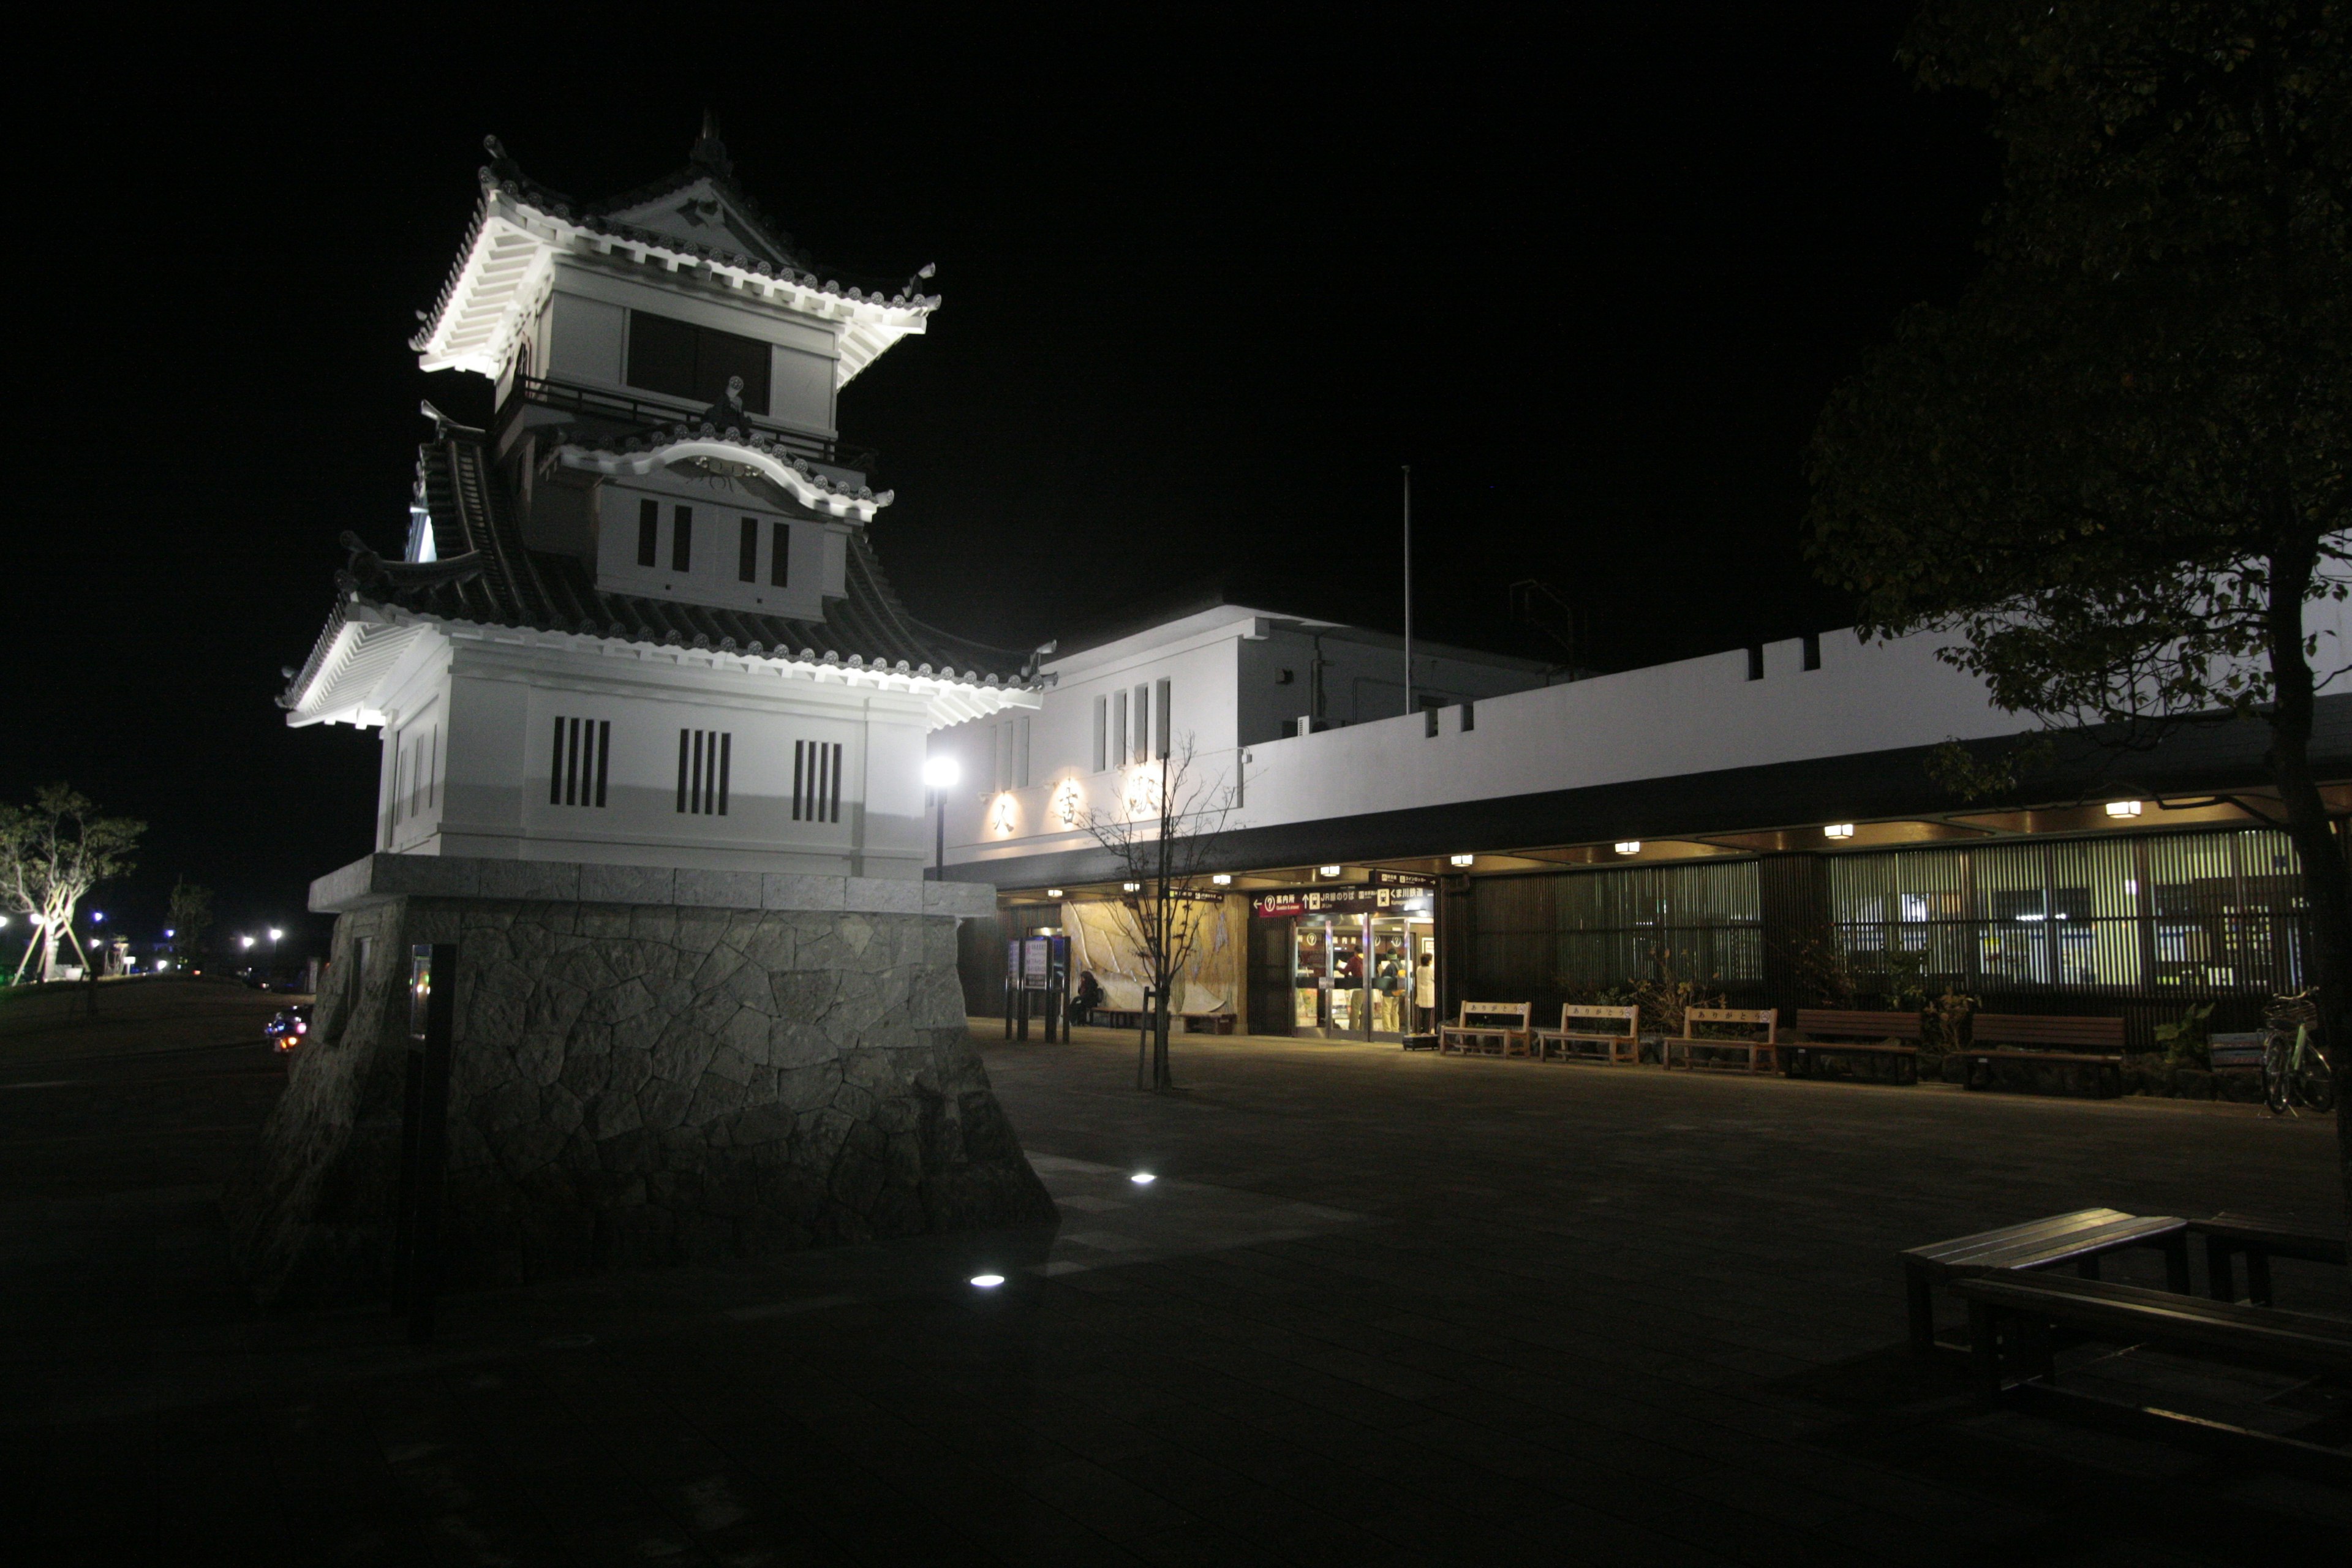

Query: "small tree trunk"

xmin=2263 ymin=540 xmax=2352 ymax=1298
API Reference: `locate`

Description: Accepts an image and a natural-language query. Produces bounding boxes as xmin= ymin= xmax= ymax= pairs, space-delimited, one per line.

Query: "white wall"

xmin=540 ymin=259 xmax=841 ymax=435
xmin=589 ymin=469 xmax=840 ymax=619
xmin=377 ymin=635 xmax=935 ymax=878
xmin=935 ymin=601 xmax=2352 ymax=870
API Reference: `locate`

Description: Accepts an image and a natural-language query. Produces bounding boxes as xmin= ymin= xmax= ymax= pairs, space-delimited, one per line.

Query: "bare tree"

xmin=1074 ymin=737 xmax=1238 ymax=1090
xmin=0 ymin=785 xmax=144 ymax=984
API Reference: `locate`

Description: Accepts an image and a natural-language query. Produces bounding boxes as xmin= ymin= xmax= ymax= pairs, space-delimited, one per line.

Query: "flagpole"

xmin=1402 ymin=465 xmax=1414 ymax=717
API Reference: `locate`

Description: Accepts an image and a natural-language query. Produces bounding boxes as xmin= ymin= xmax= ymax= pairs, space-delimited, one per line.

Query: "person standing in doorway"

xmin=1414 ymin=949 xmax=1437 ymax=1033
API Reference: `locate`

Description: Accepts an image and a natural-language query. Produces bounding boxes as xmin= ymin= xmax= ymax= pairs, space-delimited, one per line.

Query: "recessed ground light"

xmin=2105 ymin=800 xmax=2144 ymax=818
xmin=1450 ymin=854 xmax=1474 ymax=867
xmin=1319 ymin=865 xmax=1343 ymax=877
xmin=1130 ymin=1172 xmax=1156 ymax=1185
xmin=1823 ymin=823 xmax=1855 ymax=840
xmin=1047 ymin=888 xmax=1065 ymax=898
xmin=969 ymin=1273 xmax=1005 ymax=1288
xmin=1613 ymin=841 xmax=1642 ymax=856
xmin=1212 ymin=873 xmax=1232 ymax=886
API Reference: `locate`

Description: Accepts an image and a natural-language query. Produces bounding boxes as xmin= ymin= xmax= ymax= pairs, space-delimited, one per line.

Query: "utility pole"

xmin=1401 ymin=465 xmax=1414 ymax=717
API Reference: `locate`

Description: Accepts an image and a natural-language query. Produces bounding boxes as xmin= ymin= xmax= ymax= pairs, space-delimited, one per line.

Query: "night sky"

xmin=6 ymin=7 xmax=1996 ymax=960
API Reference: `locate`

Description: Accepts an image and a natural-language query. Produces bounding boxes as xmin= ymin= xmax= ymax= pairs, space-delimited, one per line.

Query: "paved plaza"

xmin=2 ymin=998 xmax=2346 ymax=1565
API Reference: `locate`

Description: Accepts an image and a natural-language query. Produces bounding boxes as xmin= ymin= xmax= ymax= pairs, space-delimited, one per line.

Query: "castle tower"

xmin=235 ymin=128 xmax=1055 ymax=1303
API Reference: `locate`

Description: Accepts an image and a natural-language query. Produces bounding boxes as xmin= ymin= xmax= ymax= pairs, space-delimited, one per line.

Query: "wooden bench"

xmin=1952 ymin=1272 xmax=2352 ymax=1414
xmin=2206 ymin=1031 xmax=2266 ymax=1073
xmin=2192 ymin=1212 xmax=2348 ymax=1306
xmin=1787 ymin=1008 xmax=1923 ymax=1085
xmin=1959 ymin=1014 xmax=2126 ymax=1097
xmin=1901 ymin=1207 xmax=2190 ymax=1355
xmin=1662 ymin=1007 xmax=1779 ymax=1074
xmin=1438 ymin=1002 xmax=1533 ymax=1058
xmin=1532 ymin=1003 xmax=1642 ymax=1065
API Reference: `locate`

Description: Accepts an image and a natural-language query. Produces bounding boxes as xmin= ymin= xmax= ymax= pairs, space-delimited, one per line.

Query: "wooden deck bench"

xmin=1662 ymin=1007 xmax=1779 ymax=1074
xmin=1787 ymin=1008 xmax=1923 ymax=1084
xmin=2192 ymin=1212 xmax=2348 ymax=1306
xmin=1438 ymin=1002 xmax=1533 ymax=1058
xmin=1901 ymin=1207 xmax=2190 ymax=1355
xmin=1952 ymin=1272 xmax=2352 ymax=1414
xmin=1533 ymin=1003 xmax=1642 ymax=1065
xmin=1959 ymin=1014 xmax=2127 ymax=1098
xmin=1439 ymin=1011 xmax=1533 ymax=1062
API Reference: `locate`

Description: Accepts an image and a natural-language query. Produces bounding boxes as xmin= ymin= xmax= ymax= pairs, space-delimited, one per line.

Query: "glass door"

xmin=1327 ymin=918 xmax=1366 ymax=1036
xmin=1368 ymin=917 xmax=1411 ymax=1039
xmin=1292 ymin=921 xmax=1329 ymax=1031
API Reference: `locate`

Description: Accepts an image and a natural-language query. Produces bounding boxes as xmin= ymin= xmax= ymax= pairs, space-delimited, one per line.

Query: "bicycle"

xmin=2260 ymin=990 xmax=2337 ymax=1115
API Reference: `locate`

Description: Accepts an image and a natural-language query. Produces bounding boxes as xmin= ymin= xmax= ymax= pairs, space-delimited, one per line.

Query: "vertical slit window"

xmin=1132 ymin=684 xmax=1150 ymax=763
xmin=1802 ymin=633 xmax=1822 ymax=672
xmin=549 ymin=716 xmax=611 ymax=809
xmin=791 ymin=739 xmax=844 ymax=823
xmin=771 ymin=522 xmax=790 ymax=587
xmin=636 ymin=499 xmax=658 ymax=567
xmin=1111 ymin=691 xmax=1127 ymax=766
xmin=549 ymin=717 xmax=566 ymax=804
xmin=1746 ymin=646 xmax=1765 ymax=680
xmin=1091 ymin=695 xmax=1107 ymax=772
xmin=739 ymin=516 xmax=758 ymax=582
xmin=565 ymin=716 xmax=582 ymax=805
xmin=671 ymin=505 xmax=693 ymax=573
xmin=1154 ymin=678 xmax=1170 ymax=759
xmin=594 ymin=720 xmax=610 ymax=807
xmin=676 ymin=729 xmax=733 ymax=815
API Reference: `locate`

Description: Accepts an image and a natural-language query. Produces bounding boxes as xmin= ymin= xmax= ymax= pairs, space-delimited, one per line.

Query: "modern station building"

xmin=932 ymin=592 xmax=2352 ymax=1049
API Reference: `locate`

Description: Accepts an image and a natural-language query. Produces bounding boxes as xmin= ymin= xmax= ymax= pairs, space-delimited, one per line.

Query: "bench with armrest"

xmin=1787 ymin=1009 xmax=1923 ymax=1084
xmin=1900 ymin=1207 xmax=2191 ymax=1355
xmin=2192 ymin=1212 xmax=2347 ymax=1306
xmin=1662 ymin=1007 xmax=1779 ymax=1074
xmin=1952 ymin=1272 xmax=2352 ymax=1418
xmin=1438 ymin=1002 xmax=1533 ymax=1059
xmin=1533 ymin=1003 xmax=1642 ymax=1065
xmin=1959 ymin=1014 xmax=2126 ymax=1097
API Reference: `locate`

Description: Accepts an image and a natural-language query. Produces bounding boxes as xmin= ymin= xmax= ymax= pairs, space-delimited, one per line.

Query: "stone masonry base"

xmin=224 ymin=859 xmax=1055 ymax=1306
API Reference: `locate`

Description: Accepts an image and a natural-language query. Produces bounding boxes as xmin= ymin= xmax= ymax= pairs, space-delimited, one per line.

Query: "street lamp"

xmin=241 ymin=935 xmax=256 ymax=951
xmin=921 ymin=755 xmax=960 ymax=875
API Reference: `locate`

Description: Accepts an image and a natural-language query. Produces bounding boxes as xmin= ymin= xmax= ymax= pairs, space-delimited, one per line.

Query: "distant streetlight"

xmin=922 ymin=755 xmax=960 ymax=874
xmin=89 ymin=910 xmax=105 ymax=924
xmin=164 ymin=927 xmax=175 ymax=939
xmin=241 ymin=935 xmax=256 ymax=951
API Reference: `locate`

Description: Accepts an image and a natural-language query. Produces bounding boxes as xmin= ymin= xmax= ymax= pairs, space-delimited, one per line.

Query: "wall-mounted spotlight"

xmin=1212 ymin=873 xmax=1232 ymax=886
xmin=1823 ymin=823 xmax=1856 ymax=840
xmin=1123 ymin=881 xmax=1141 ymax=893
xmin=1318 ymin=865 xmax=1343 ymax=878
xmin=1449 ymin=854 xmax=1474 ymax=867
xmin=2105 ymin=800 xmax=2143 ymax=818
xmin=1047 ymin=888 xmax=1065 ymax=899
xmin=1613 ymin=841 xmax=1642 ymax=856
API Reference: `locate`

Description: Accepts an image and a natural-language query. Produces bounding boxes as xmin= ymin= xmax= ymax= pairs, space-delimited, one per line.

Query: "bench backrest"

xmin=1681 ymin=1006 xmax=1777 ymax=1042
xmin=2206 ymin=1031 xmax=2266 ymax=1071
xmin=1972 ymin=1013 xmax=2125 ymax=1052
xmin=1795 ymin=1008 xmax=1924 ymax=1041
xmin=1556 ymin=1003 xmax=1640 ymax=1036
xmin=1458 ymin=1001 xmax=1532 ymax=1028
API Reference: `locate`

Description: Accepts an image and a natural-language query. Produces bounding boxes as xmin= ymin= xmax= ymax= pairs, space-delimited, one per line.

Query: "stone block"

xmin=922 ymin=878 xmax=1001 ymax=918
xmin=581 ymin=863 xmax=676 ymax=906
xmin=674 ymin=869 xmax=764 ymax=910
xmin=477 ymin=860 xmax=582 ymax=902
xmin=761 ymin=873 xmax=846 ymax=912
xmin=846 ymin=877 xmax=924 ymax=915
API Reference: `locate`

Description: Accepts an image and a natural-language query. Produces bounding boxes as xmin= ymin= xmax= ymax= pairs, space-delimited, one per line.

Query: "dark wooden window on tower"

xmin=624 ymin=311 xmax=773 ymax=417
xmin=636 ymin=499 xmax=658 ymax=567
xmin=548 ymin=716 xmax=611 ymax=808
xmin=770 ymin=522 xmax=790 ymax=587
xmin=739 ymin=517 xmax=759 ymax=582
xmin=675 ymin=729 xmax=731 ymax=816
xmin=671 ymin=506 xmax=693 ymax=573
xmin=792 ymin=739 xmax=844 ymax=824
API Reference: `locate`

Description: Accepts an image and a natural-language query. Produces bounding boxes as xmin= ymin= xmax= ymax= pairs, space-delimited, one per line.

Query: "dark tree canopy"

xmin=1806 ymin=0 xmax=2352 ymax=1246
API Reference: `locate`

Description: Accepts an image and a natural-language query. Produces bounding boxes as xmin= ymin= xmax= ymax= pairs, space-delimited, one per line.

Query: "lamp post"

xmin=921 ymin=755 xmax=960 ymax=876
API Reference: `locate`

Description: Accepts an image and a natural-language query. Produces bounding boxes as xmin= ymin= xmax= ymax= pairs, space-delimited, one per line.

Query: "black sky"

xmin=4 ymin=6 xmax=1997 ymax=958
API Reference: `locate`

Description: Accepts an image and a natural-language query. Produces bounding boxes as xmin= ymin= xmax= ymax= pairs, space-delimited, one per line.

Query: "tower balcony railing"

xmin=496 ymin=374 xmax=880 ymax=475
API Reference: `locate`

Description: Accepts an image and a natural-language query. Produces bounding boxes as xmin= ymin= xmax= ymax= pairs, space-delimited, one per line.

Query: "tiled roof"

xmin=287 ymin=434 xmax=1032 ymax=701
